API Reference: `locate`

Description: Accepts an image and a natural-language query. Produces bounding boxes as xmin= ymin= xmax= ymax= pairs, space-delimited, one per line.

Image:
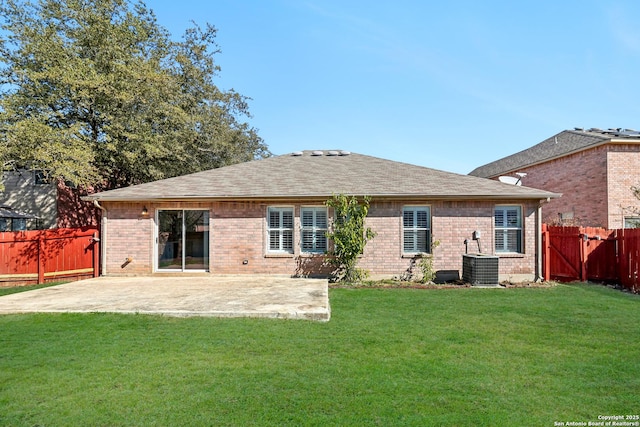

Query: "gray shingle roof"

xmin=86 ymin=150 xmax=560 ymax=202
xmin=0 ymin=206 xmax=38 ymax=219
xmin=469 ymin=128 xmax=640 ymax=178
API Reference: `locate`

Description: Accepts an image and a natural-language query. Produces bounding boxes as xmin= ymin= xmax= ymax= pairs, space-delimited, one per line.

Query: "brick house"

xmin=85 ymin=150 xmax=558 ymax=282
xmin=469 ymin=128 xmax=640 ymax=229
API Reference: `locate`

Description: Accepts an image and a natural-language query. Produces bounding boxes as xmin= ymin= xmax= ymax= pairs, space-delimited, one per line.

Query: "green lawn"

xmin=0 ymin=282 xmax=66 ymax=297
xmin=0 ymin=283 xmax=638 ymax=426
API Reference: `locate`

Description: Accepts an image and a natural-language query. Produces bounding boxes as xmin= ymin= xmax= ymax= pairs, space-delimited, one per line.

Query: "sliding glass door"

xmin=157 ymin=210 xmax=209 ymax=271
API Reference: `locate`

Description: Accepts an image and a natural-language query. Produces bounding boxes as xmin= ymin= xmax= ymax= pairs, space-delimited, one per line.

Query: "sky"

xmin=148 ymin=0 xmax=640 ymax=175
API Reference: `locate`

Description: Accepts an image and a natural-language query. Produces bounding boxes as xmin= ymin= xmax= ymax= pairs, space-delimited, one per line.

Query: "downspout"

xmin=93 ymin=199 xmax=107 ymax=276
xmin=536 ymin=198 xmax=550 ymax=282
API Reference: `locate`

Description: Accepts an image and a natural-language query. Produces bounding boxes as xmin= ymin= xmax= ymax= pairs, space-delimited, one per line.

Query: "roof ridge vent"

xmin=311 ymin=150 xmax=324 ymax=156
xmin=327 ymin=150 xmax=339 ymax=156
xmin=291 ymin=151 xmax=303 ymax=156
xmin=339 ymin=150 xmax=351 ymax=156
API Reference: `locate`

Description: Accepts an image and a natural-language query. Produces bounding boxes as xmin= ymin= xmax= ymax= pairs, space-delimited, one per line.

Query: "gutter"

xmin=93 ymin=199 xmax=107 ymax=276
xmin=83 ymin=192 xmax=562 ymax=203
xmin=535 ymin=198 xmax=553 ymax=282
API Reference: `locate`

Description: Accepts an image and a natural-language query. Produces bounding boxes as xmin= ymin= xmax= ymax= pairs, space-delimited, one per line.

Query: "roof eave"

xmin=83 ymin=192 xmax=561 ymax=203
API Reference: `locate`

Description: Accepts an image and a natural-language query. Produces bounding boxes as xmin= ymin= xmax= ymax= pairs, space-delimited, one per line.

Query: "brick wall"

xmin=606 ymin=145 xmax=640 ymax=228
xmin=102 ymin=198 xmax=541 ymax=281
xmin=511 ymin=146 xmax=609 ymax=227
xmin=493 ymin=144 xmax=640 ymax=229
xmin=104 ymin=203 xmax=155 ymax=274
xmin=56 ymin=182 xmax=100 ymax=228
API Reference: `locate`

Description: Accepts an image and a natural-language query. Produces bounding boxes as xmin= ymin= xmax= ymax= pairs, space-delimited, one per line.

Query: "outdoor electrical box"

xmin=472 ymin=230 xmax=481 ymax=240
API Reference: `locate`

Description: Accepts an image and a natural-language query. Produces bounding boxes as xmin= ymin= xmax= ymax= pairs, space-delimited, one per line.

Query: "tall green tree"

xmin=0 ymin=0 xmax=269 ymax=189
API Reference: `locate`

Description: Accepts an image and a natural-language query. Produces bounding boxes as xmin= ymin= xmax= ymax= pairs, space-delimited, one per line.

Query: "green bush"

xmin=325 ymin=194 xmax=376 ymax=282
xmin=418 ymin=239 xmax=440 ymax=283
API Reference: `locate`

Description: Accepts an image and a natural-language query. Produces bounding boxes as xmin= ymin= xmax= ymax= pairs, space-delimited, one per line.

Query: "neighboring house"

xmin=84 ymin=150 xmax=559 ymax=282
xmin=0 ymin=170 xmax=56 ymax=229
xmin=469 ymin=128 xmax=640 ymax=229
xmin=0 ymin=170 xmax=99 ymax=229
xmin=0 ymin=205 xmax=38 ymax=231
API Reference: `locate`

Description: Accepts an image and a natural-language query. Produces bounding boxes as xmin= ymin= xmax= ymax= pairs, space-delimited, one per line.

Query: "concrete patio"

xmin=0 ymin=275 xmax=330 ymax=321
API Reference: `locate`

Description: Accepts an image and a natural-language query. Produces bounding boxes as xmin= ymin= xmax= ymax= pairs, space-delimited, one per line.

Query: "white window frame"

xmin=402 ymin=206 xmax=431 ymax=254
xmin=267 ymin=207 xmax=294 ymax=254
xmin=154 ymin=208 xmax=210 ymax=272
xmin=300 ymin=207 xmax=328 ymax=254
xmin=624 ymin=217 xmax=640 ymax=229
xmin=494 ymin=205 xmax=523 ymax=253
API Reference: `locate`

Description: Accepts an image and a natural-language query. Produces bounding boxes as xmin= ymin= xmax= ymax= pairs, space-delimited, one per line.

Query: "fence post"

xmin=579 ymin=230 xmax=587 ymax=281
xmin=37 ymin=231 xmax=45 ymax=284
xmin=616 ymin=229 xmax=622 ymax=287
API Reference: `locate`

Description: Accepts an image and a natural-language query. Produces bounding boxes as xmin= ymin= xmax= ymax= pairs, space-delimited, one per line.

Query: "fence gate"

xmin=583 ymin=228 xmax=618 ymax=282
xmin=543 ymin=225 xmax=639 ymax=292
xmin=543 ymin=226 xmax=584 ymax=281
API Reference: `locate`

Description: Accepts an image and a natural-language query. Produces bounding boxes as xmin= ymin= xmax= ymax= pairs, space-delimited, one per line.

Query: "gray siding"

xmin=0 ymin=171 xmax=57 ymax=229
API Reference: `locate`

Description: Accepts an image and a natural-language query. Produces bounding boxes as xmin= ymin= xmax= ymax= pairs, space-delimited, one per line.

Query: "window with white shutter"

xmin=267 ymin=207 xmax=294 ymax=253
xmin=494 ymin=206 xmax=522 ymax=253
xmin=300 ymin=207 xmax=328 ymax=253
xmin=403 ymin=206 xmax=431 ymax=253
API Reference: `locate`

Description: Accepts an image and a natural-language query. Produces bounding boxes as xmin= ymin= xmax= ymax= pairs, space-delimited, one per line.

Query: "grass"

xmin=0 ymin=283 xmax=639 ymax=426
xmin=0 ymin=281 xmax=67 ymax=297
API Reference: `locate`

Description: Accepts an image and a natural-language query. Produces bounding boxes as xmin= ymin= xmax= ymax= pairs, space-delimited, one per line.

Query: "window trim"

xmin=300 ymin=206 xmax=328 ymax=254
xmin=155 ymin=208 xmax=211 ymax=272
xmin=624 ymin=216 xmax=640 ymax=229
xmin=494 ymin=205 xmax=523 ymax=254
xmin=266 ymin=206 xmax=295 ymax=254
xmin=402 ymin=205 xmax=432 ymax=255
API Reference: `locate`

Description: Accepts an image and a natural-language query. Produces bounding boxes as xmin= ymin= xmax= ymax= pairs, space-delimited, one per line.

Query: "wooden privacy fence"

xmin=0 ymin=227 xmax=99 ymax=285
xmin=542 ymin=225 xmax=640 ymax=292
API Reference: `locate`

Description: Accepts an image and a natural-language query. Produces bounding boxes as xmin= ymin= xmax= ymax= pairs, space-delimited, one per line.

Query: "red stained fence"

xmin=618 ymin=229 xmax=640 ymax=292
xmin=543 ymin=225 xmax=640 ymax=292
xmin=0 ymin=227 xmax=99 ymax=285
